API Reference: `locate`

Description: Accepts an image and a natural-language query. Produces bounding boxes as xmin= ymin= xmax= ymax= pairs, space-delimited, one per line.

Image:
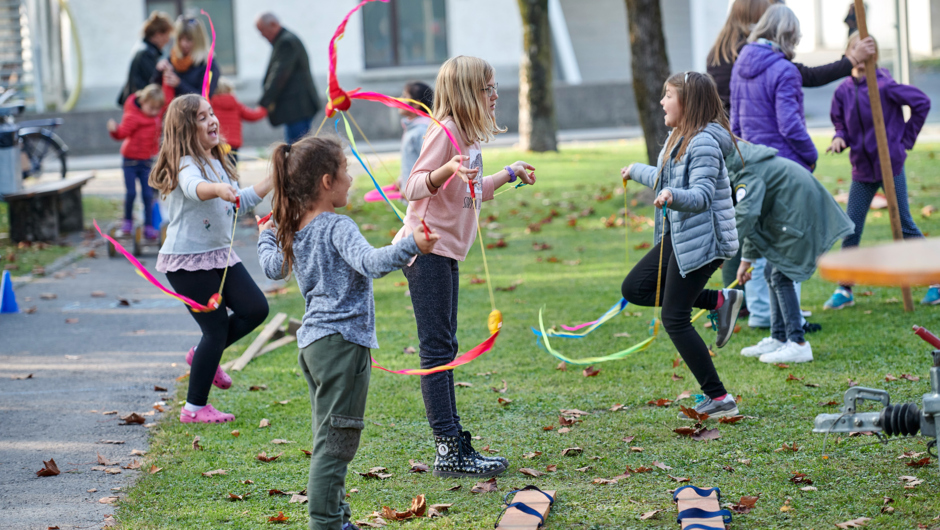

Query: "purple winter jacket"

xmin=730 ymin=42 xmax=818 ymax=171
xmin=831 ymin=68 xmax=931 ymax=183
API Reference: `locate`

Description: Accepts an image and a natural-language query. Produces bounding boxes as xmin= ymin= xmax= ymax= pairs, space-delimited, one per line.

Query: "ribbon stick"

xmin=200 ymin=9 xmax=216 ymax=99
xmin=339 ymin=113 xmax=406 ymax=221
xmin=534 ymin=307 xmax=655 ymax=366
xmin=533 ymin=298 xmax=628 ymax=339
xmin=372 ymin=331 xmax=499 ymax=375
xmin=94 ymin=221 xmax=219 ymax=312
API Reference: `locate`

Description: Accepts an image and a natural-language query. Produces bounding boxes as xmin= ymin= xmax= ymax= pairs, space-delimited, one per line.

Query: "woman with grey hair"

xmin=729 ymin=4 xmax=817 ymax=171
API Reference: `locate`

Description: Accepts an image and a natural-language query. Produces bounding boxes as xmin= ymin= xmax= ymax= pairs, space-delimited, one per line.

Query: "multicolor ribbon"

xmin=200 ymin=10 xmax=216 ymax=99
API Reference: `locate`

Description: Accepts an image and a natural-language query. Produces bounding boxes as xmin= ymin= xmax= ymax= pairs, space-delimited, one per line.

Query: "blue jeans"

xmin=123 ymin=158 xmax=154 ymax=227
xmin=746 ymin=258 xmax=805 ymax=328
xmin=284 ymin=119 xmax=313 ymax=144
xmin=766 ymin=262 xmax=805 ymax=344
xmin=842 ymin=167 xmax=922 ymax=249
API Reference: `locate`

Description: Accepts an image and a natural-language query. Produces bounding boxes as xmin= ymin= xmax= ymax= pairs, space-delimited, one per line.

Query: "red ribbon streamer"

xmin=372 ymin=331 xmax=499 ymax=375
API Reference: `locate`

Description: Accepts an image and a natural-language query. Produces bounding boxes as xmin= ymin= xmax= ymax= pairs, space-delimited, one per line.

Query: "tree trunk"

xmin=625 ymin=0 xmax=671 ymax=165
xmin=517 ymin=0 xmax=557 ymax=152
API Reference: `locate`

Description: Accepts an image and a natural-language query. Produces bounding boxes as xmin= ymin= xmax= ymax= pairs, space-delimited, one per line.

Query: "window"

xmin=363 ymin=0 xmax=447 ymax=69
xmin=145 ymin=0 xmax=237 ymax=75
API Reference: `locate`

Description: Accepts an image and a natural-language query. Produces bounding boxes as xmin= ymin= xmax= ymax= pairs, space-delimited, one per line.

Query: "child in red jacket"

xmin=210 ymin=77 xmax=266 ymax=162
xmin=107 ymin=83 xmax=173 ymax=238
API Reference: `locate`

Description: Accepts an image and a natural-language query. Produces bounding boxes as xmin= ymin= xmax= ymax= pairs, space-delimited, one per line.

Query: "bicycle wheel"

xmin=19 ymin=131 xmax=67 ymax=179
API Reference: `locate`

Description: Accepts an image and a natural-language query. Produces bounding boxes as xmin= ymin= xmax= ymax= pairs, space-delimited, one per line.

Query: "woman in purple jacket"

xmin=731 ymin=4 xmax=816 ymax=172
xmin=824 ymin=33 xmax=935 ymax=309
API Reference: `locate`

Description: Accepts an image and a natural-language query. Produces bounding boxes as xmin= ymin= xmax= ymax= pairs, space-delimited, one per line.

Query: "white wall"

xmin=68 ymin=0 xmax=143 ymax=106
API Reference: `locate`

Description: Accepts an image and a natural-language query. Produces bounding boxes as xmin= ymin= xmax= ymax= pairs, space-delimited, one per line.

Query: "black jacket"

xmin=708 ymin=43 xmax=853 ymax=115
xmin=260 ymin=28 xmax=320 ymax=126
xmin=117 ymin=39 xmax=163 ymax=106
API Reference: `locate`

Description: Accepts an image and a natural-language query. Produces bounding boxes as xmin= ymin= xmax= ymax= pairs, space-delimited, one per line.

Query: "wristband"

xmin=505 ymin=165 xmax=517 ymax=183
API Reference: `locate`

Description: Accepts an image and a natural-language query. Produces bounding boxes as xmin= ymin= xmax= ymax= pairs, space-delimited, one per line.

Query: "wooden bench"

xmin=2 ymin=172 xmax=95 ymax=242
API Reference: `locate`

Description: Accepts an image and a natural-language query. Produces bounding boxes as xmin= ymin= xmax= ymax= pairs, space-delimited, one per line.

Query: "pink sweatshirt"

xmin=394 ymin=118 xmax=495 ymax=262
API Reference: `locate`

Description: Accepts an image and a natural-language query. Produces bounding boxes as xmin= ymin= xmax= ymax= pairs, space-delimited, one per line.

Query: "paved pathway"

xmin=0 ymin=216 xmax=277 ymax=529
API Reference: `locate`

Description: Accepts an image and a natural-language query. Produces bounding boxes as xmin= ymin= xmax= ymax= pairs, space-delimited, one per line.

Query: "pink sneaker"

xmin=179 ymin=404 xmax=234 ymax=423
xmin=185 ymin=347 xmax=233 ymax=389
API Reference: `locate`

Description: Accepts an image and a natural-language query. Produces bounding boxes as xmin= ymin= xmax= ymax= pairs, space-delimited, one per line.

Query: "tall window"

xmin=145 ymin=0 xmax=237 ymax=75
xmin=363 ymin=0 xmax=447 ymax=69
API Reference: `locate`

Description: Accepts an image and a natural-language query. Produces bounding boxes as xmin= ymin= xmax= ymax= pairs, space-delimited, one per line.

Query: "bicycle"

xmin=0 ymin=88 xmax=69 ymax=180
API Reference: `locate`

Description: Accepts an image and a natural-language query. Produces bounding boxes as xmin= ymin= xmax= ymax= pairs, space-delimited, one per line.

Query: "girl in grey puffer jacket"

xmin=621 ymin=72 xmax=743 ymax=421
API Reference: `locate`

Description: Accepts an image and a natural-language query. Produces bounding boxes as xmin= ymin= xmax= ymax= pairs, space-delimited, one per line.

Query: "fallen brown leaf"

xmin=491 ymin=380 xmax=508 ymax=393
xmin=523 ymin=451 xmax=542 ymax=459
xmin=202 ymin=469 xmax=227 ymax=477
xmin=358 ymin=467 xmax=393 ymax=479
xmin=268 ymin=511 xmax=289 ymax=523
xmin=497 ymin=397 xmax=513 ymax=406
xmin=119 ymin=413 xmax=146 ymax=425
xmin=678 ymin=405 xmax=709 ymax=422
xmin=730 ymin=494 xmax=760 ymax=514
xmin=259 ymin=418 xmax=271 ymax=428
xmin=775 ymin=442 xmax=800 ymax=453
xmin=906 ymin=457 xmax=932 ymax=468
xmin=289 ymin=494 xmax=308 ymax=504
xmin=640 ymin=509 xmax=662 ymax=520
xmin=555 ymin=362 xmax=567 ymax=371
xmin=98 ymin=496 xmax=119 ymax=505
xmin=582 ymin=366 xmax=600 ymax=377
xmin=519 ymin=467 xmax=544 ymax=477
xmin=228 ymin=493 xmax=244 ymax=501
xmin=97 ymin=453 xmax=118 ymax=466
xmin=542 ymin=425 xmax=554 ymax=431
xmin=675 ymin=390 xmax=693 ymax=401
xmin=692 ymin=427 xmax=722 ymax=441
xmin=447 ymin=484 xmax=462 ymax=491
xmin=558 ymin=427 xmax=571 ymax=434
xmin=454 ymin=382 xmax=473 ymax=387
xmin=408 ymin=460 xmax=429 ymax=473
xmin=123 ymin=460 xmax=142 ymax=470
xmin=718 ymin=415 xmax=744 ymax=424
xmin=592 ymin=477 xmax=619 ymax=485
xmin=561 ymin=447 xmax=583 ymax=457
xmin=403 ymin=346 xmax=417 ymax=354
xmin=609 ymin=403 xmax=624 ymax=412
xmin=835 ymin=517 xmax=871 ymax=529
xmin=789 ymin=472 xmax=813 ymax=485
xmin=192 ymin=436 xmax=202 ymax=450
xmin=268 ymin=489 xmax=288 ymax=496
xmin=885 ymin=374 xmax=898 ymax=382
xmin=36 ymin=458 xmax=60 ymax=477
xmin=668 ymin=474 xmax=690 ymax=483
xmin=256 ymin=451 xmax=283 ymax=463
xmin=231 ymin=430 xmax=240 ymax=437
xmin=300 ymin=449 xmax=312 ymax=456
xmin=470 ymin=477 xmax=498 ymax=493
xmin=249 ymin=385 xmax=268 ymax=391
xmin=546 ymin=464 xmax=557 ymax=472
xmin=148 ymin=465 xmax=161 ymax=474
xmin=622 ymin=435 xmax=635 ymax=443
xmin=575 ymin=466 xmax=594 ymax=472
xmin=900 ymin=374 xmax=921 ymax=382
xmin=647 ymin=398 xmax=673 ymax=407
xmin=630 ymin=446 xmax=644 ymax=452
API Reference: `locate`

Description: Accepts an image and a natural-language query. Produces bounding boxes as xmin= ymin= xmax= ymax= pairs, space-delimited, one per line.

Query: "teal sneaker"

xmin=921 ymin=286 xmax=940 ymax=305
xmin=823 ymin=288 xmax=854 ymax=310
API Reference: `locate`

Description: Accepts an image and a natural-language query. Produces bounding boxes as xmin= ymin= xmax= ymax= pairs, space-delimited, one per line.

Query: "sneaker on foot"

xmin=179 ymin=403 xmax=234 ymax=423
xmin=186 ymin=347 xmax=232 ymax=389
xmin=759 ymin=340 xmax=813 ymax=364
xmin=823 ymin=288 xmax=854 ymax=310
xmin=120 ymin=219 xmax=133 ymax=233
xmin=677 ymin=395 xmax=738 ymax=420
xmin=802 ymin=321 xmax=822 ymax=334
xmin=921 ymin=286 xmax=940 ymax=305
xmin=460 ymin=430 xmax=508 ymax=467
xmin=713 ymin=289 xmax=743 ymax=348
xmin=144 ymin=226 xmax=160 ymax=240
xmin=432 ymin=435 xmax=505 ymax=479
xmin=741 ymin=337 xmax=785 ymax=357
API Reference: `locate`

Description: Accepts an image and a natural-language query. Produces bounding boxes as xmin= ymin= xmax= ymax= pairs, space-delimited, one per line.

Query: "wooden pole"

xmin=853 ymin=0 xmax=914 ymax=312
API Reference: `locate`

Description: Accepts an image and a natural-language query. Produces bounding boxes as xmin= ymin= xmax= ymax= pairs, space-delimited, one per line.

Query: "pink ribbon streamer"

xmin=200 ymin=9 xmax=216 ymax=99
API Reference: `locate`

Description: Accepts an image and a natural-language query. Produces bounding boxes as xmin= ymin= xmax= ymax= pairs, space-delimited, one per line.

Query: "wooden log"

xmin=287 ymin=318 xmax=302 ymax=337
xmin=854 ymin=0 xmax=914 ymax=312
xmin=257 ymin=335 xmax=296 ymax=357
xmin=229 ymin=312 xmax=288 ymax=371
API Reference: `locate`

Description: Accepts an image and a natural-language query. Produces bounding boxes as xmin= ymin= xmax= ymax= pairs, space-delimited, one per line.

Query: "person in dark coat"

xmin=154 ymin=16 xmax=219 ymax=99
xmin=707 ymin=0 xmax=875 ymax=116
xmin=256 ymin=13 xmax=321 ymax=144
xmin=118 ymin=11 xmax=173 ymax=106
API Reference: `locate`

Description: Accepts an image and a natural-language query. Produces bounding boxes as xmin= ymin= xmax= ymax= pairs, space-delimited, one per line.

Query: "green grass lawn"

xmin=118 ymin=138 xmax=939 ymax=529
xmin=0 ymin=196 xmax=122 ymax=274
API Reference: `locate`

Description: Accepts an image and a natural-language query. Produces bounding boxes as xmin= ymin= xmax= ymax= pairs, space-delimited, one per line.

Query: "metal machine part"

xmin=812 ymin=327 xmax=940 ymax=470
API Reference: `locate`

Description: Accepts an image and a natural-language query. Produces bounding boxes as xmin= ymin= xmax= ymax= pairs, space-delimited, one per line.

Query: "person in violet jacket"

xmin=708 ymin=0 xmax=875 ymax=117
xmin=731 ymin=4 xmax=817 ymax=172
xmin=824 ymin=33 xmax=935 ymax=309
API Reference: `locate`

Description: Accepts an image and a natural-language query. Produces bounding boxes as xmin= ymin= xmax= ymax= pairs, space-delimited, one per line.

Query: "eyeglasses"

xmin=482 ymin=83 xmax=498 ymax=97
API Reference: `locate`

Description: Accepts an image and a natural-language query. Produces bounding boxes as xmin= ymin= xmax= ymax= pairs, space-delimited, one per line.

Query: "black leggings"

xmin=621 ymin=232 xmax=726 ymax=398
xmin=166 ymin=263 xmax=269 ymax=405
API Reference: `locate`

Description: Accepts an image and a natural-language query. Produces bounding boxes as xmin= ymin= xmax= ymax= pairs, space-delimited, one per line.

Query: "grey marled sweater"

xmin=257 ymin=212 xmax=420 ymax=349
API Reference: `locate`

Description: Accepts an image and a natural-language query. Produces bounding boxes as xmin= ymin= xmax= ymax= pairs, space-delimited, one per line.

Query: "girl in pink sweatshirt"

xmin=396 ymin=55 xmax=536 ymax=478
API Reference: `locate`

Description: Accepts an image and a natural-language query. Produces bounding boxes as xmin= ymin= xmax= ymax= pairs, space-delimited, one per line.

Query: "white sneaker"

xmin=741 ymin=337 xmax=785 ymax=357
xmin=759 ymin=341 xmax=813 ymax=364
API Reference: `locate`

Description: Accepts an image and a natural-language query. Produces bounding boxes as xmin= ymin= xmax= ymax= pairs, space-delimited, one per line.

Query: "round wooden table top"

xmin=818 ymin=238 xmax=940 ymax=286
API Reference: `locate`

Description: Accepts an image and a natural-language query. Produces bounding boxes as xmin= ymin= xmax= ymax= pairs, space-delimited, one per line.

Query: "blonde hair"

xmin=150 ymin=95 xmax=237 ymax=197
xmin=172 ymin=15 xmax=209 ymax=63
xmin=708 ymin=0 xmax=774 ymax=66
xmin=142 ymin=11 xmax=173 ymax=40
xmin=269 ymin=136 xmax=345 ymax=277
xmin=661 ymin=72 xmax=740 ymax=165
xmin=847 ymin=31 xmax=878 ymax=65
xmin=748 ymin=4 xmax=801 ymax=60
xmin=215 ymin=77 xmax=234 ymax=95
xmin=433 ymin=56 xmax=506 ymax=144
xmin=135 ymin=83 xmax=166 ymax=107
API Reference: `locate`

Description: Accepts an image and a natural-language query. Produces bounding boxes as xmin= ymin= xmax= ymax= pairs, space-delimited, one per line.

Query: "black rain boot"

xmin=460 ymin=430 xmax=509 ymax=467
xmin=432 ymin=434 xmax=505 ymax=478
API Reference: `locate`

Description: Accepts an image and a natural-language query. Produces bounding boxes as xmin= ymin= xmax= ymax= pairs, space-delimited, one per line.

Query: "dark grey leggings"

xmin=402 ymin=253 xmax=463 ymax=437
xmin=165 ymin=263 xmax=269 ymax=406
xmin=765 ymin=262 xmax=804 ymax=344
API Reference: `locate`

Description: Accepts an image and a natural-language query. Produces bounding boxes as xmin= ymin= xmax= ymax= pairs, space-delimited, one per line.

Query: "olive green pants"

xmin=298 ymin=334 xmax=370 ymax=530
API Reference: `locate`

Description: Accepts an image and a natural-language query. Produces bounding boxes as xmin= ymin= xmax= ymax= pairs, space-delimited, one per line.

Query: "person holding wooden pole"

xmin=823 ymin=1 xmax=930 ymax=312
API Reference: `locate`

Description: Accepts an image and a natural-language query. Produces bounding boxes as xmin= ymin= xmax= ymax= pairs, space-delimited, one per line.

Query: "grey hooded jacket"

xmin=629 ymin=122 xmax=739 ymax=276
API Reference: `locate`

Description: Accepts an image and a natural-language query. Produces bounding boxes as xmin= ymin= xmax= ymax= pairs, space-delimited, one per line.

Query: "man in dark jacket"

xmin=256 ymin=13 xmax=321 ymax=144
xmin=118 ymin=11 xmax=173 ymax=106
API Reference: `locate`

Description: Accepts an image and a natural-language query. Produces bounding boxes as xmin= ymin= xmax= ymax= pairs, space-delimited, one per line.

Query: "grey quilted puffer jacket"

xmin=629 ymin=122 xmax=739 ymax=276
